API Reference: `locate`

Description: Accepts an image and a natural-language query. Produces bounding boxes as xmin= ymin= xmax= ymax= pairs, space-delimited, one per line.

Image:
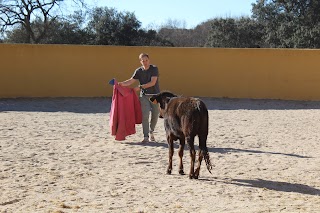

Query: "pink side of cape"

xmin=109 ymin=80 xmax=142 ymax=141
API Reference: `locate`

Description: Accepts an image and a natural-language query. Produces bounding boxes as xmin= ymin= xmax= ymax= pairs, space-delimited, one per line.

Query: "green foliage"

xmin=85 ymin=6 xmax=171 ymax=46
xmin=4 ymin=6 xmax=171 ymax=46
xmin=252 ymin=0 xmax=320 ymax=48
xmin=86 ymin=7 xmax=140 ymax=45
xmin=5 ymin=13 xmax=91 ymax=44
xmin=2 ymin=0 xmax=320 ymax=48
xmin=205 ymin=17 xmax=264 ymax=48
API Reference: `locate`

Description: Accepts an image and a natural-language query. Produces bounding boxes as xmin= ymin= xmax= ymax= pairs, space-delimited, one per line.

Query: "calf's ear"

xmin=165 ymin=97 xmax=172 ymax=103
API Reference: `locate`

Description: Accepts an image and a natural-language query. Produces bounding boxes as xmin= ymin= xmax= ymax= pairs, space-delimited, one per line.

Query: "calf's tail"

xmin=202 ymin=148 xmax=213 ymax=174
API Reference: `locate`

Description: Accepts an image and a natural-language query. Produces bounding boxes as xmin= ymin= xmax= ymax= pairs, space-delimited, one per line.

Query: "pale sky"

xmin=85 ymin=0 xmax=256 ymax=29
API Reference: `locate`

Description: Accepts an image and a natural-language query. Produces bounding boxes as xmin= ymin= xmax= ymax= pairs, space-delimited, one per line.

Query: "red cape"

xmin=109 ymin=80 xmax=142 ymax=140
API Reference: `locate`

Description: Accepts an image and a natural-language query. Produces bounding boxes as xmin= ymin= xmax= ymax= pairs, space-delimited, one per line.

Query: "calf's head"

xmin=150 ymin=91 xmax=177 ymax=118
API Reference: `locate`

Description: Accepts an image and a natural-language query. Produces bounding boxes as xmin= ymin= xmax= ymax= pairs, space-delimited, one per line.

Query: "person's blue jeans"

xmin=140 ymin=95 xmax=159 ymax=138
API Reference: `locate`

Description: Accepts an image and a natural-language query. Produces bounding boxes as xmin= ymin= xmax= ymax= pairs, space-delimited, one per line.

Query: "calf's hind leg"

xmin=187 ymin=136 xmax=196 ymax=179
xmin=194 ymin=150 xmax=203 ymax=179
xmin=178 ymin=138 xmax=185 ymax=175
xmin=166 ymin=135 xmax=174 ymax=175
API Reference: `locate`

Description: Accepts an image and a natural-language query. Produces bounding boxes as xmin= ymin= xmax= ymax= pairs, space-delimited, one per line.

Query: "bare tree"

xmin=0 ymin=0 xmax=85 ymax=43
xmin=160 ymin=18 xmax=187 ymax=29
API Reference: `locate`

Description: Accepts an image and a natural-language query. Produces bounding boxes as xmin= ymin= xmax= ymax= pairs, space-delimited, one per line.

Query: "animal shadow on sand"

xmin=127 ymin=141 xmax=319 ymax=196
xmin=126 ymin=141 xmax=310 ymax=159
xmin=229 ymin=178 xmax=320 ymax=196
xmin=124 ymin=136 xmax=320 ymax=195
xmin=208 ymin=147 xmax=311 ymax=159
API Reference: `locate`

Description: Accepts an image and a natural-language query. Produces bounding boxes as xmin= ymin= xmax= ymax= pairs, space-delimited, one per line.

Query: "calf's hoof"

xmin=166 ymin=169 xmax=172 ymax=175
xmin=179 ymin=169 xmax=185 ymax=175
xmin=188 ymin=174 xmax=199 ymax=179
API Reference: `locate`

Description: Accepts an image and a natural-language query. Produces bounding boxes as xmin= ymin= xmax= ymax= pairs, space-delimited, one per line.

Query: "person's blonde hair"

xmin=139 ymin=53 xmax=149 ymax=60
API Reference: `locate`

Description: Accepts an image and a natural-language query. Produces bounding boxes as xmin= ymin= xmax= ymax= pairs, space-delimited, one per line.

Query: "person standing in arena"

xmin=118 ymin=53 xmax=160 ymax=142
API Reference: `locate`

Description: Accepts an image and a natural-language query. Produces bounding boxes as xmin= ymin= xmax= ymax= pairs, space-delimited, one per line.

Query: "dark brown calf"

xmin=150 ymin=91 xmax=212 ymax=179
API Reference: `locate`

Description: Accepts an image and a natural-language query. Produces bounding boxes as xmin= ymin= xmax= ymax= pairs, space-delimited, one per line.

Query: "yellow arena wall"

xmin=1 ymin=44 xmax=320 ymax=100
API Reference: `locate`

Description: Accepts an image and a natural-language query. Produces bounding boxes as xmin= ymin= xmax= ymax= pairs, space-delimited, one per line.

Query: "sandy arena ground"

xmin=1 ymin=97 xmax=320 ymax=213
